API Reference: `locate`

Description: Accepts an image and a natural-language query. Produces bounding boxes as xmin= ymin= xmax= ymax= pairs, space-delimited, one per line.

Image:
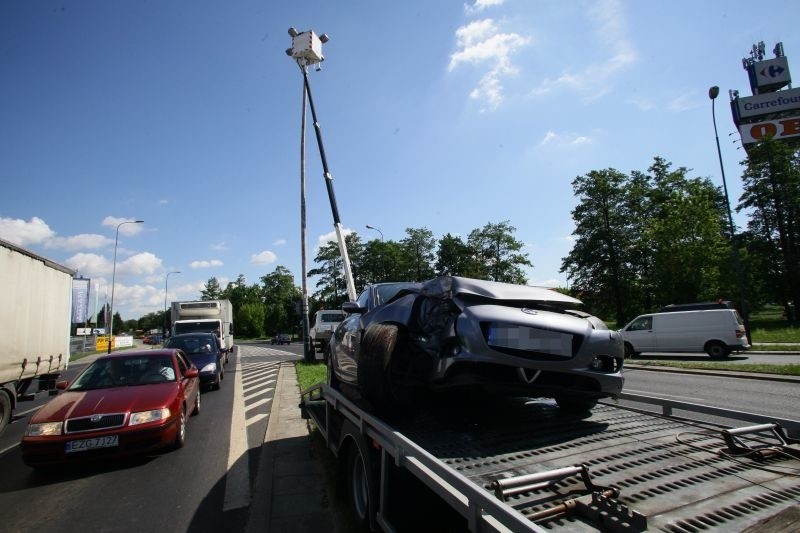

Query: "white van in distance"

xmin=620 ymin=308 xmax=749 ymax=358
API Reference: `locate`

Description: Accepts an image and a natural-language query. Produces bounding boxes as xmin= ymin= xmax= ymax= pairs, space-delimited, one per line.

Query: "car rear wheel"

xmin=705 ymin=341 xmax=730 ymax=359
xmin=555 ymin=395 xmax=597 ymax=414
xmin=624 ymin=343 xmax=637 ymax=359
xmin=0 ymin=391 xmax=11 ymax=435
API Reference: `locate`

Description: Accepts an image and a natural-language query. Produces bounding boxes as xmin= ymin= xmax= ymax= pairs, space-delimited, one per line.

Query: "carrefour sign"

xmin=739 ymin=115 xmax=800 ymax=144
xmin=734 ymin=87 xmax=800 ymax=120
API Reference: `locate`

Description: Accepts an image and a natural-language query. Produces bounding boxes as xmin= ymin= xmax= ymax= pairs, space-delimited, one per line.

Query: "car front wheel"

xmin=174 ymin=407 xmax=187 ymax=449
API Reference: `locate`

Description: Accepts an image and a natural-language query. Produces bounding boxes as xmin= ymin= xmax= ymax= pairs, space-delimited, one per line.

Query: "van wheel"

xmin=624 ymin=343 xmax=636 ymax=359
xmin=705 ymin=341 xmax=730 ymax=359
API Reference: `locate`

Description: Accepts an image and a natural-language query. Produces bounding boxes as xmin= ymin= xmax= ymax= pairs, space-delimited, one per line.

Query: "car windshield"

xmin=69 ymin=356 xmax=177 ymax=390
xmin=165 ymin=336 xmax=217 ymax=355
xmin=376 ymin=283 xmax=420 ymax=306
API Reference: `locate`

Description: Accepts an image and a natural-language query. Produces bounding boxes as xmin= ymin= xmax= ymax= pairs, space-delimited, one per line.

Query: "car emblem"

xmin=90 ymin=414 xmax=103 ymax=422
xmin=521 ymin=308 xmax=538 ymax=315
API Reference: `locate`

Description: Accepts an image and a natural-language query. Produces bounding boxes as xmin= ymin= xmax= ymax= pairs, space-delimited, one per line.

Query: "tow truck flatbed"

xmin=302 ymin=384 xmax=800 ymax=532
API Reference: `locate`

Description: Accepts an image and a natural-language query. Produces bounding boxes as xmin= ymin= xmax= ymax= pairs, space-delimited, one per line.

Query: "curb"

xmin=625 ymin=363 xmax=800 ymax=383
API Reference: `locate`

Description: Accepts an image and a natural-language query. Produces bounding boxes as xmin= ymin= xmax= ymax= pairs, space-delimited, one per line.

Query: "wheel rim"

xmin=196 ymin=390 xmax=201 ymax=411
xmin=351 ymin=450 xmax=369 ymax=521
xmin=179 ymin=409 xmax=186 ymax=442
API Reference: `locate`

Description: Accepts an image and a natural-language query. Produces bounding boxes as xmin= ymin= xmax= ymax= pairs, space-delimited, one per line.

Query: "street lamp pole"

xmin=365 ymin=224 xmax=384 ymax=241
xmin=108 ymin=220 xmax=143 ymax=354
xmin=709 ymin=86 xmax=750 ymax=337
xmin=164 ymin=271 xmax=181 ymax=338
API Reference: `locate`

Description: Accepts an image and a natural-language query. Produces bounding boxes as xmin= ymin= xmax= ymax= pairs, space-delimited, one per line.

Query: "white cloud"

xmin=0 ymin=216 xmax=55 ymax=246
xmin=465 ymin=0 xmax=503 ymax=13
xmin=251 ymin=251 xmax=277 ymax=265
xmin=65 ymin=253 xmax=110 ymax=278
xmin=102 ymin=216 xmax=145 ymax=236
xmin=119 ymin=253 xmax=162 ymax=276
xmin=668 ymin=92 xmax=700 ymax=112
xmin=530 ymin=0 xmax=637 ymax=100
xmin=210 ymin=242 xmax=228 ymax=251
xmin=628 ymin=97 xmax=654 ymax=111
xmin=538 ymin=131 xmax=592 ymax=147
xmin=316 ymin=228 xmax=353 ymax=249
xmin=190 ymin=259 xmax=224 ymax=269
xmin=45 ymin=233 xmax=112 ymax=251
xmin=449 ymin=19 xmax=530 ymax=111
xmin=273 ymin=239 xmax=287 ymax=246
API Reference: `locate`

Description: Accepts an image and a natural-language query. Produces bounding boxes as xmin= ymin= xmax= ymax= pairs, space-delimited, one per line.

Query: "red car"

xmin=20 ymin=349 xmax=201 ymax=468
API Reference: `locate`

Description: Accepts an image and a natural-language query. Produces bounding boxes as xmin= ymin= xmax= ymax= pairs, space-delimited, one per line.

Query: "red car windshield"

xmin=70 ymin=356 xmax=176 ymax=390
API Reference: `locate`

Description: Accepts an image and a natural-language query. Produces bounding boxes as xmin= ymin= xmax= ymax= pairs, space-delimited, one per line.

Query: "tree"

xmin=468 ymin=221 xmax=531 ymax=284
xmin=309 ymin=233 xmax=362 ymax=307
xmin=561 ymin=169 xmax=630 ymax=324
xmin=739 ymin=137 xmax=800 ymax=319
xmin=435 ymin=233 xmax=476 ymax=277
xmin=399 ymin=227 xmax=436 ymax=281
xmin=237 ymin=302 xmax=266 ymax=338
xmin=201 ymin=277 xmax=223 ymax=300
xmin=261 ymin=266 xmax=302 ymax=334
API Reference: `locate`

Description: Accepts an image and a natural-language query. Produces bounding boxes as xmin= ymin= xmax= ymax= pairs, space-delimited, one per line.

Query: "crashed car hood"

xmin=418 ymin=276 xmax=581 ymax=307
xmin=31 ymin=384 xmax=179 ymax=423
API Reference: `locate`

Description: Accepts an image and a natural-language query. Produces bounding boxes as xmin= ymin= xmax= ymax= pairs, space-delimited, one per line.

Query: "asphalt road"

xmin=630 ymin=351 xmax=800 ymax=365
xmin=0 ymin=342 xmax=306 ymax=533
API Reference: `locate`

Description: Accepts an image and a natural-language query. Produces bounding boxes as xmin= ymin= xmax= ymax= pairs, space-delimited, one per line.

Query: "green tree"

xmin=399 ymin=227 xmax=436 ymax=281
xmin=739 ymin=137 xmax=800 ymax=318
xmin=261 ymin=266 xmax=302 ymax=334
xmin=201 ymin=277 xmax=223 ymax=300
xmin=467 ymin=221 xmax=531 ymax=284
xmin=435 ymin=233 xmax=476 ymax=277
xmin=237 ymin=302 xmax=266 ymax=338
xmin=309 ymin=233 xmax=362 ymax=307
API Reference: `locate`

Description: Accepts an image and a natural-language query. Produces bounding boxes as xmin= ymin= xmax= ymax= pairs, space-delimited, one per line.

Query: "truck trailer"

xmin=170 ymin=299 xmax=234 ymax=360
xmin=301 ymin=382 xmax=800 ymax=532
xmin=0 ymin=239 xmax=74 ymax=436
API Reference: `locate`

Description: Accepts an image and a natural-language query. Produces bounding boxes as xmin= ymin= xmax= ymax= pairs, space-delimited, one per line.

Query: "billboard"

xmin=748 ymin=56 xmax=791 ymax=93
xmin=71 ymin=278 xmax=90 ymax=324
xmin=738 ymin=115 xmax=800 ymax=145
xmin=733 ymin=87 xmax=800 ymax=121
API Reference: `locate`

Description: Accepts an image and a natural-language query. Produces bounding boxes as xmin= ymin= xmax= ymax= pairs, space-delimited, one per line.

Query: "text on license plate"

xmin=65 ymin=435 xmax=119 ymax=453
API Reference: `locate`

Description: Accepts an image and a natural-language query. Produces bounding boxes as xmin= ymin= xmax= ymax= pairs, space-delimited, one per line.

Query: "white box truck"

xmin=0 ymin=239 xmax=74 ymax=435
xmin=309 ymin=309 xmax=345 ymax=354
xmin=171 ymin=300 xmax=234 ymax=361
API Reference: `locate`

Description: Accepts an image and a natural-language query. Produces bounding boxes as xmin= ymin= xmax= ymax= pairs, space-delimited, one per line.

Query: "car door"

xmin=176 ymin=351 xmax=199 ymax=406
xmin=622 ymin=315 xmax=657 ymax=353
xmin=332 ymin=289 xmax=371 ymax=384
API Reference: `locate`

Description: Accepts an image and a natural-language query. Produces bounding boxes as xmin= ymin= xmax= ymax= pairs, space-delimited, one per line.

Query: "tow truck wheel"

xmin=343 ymin=432 xmax=377 ymax=530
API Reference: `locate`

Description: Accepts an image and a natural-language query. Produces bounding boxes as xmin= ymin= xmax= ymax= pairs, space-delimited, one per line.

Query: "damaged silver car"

xmin=327 ymin=276 xmax=624 ymax=413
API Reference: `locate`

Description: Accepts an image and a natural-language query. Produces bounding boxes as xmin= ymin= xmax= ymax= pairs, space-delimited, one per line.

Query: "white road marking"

xmin=223 ymin=356 xmax=251 ymax=511
xmin=245 ymin=398 xmax=270 ymax=413
xmin=246 ymin=413 xmax=268 ymax=427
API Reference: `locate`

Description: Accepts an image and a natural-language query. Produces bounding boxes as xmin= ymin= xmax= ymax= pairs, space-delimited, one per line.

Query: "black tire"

xmin=555 ymin=395 xmax=597 ymax=414
xmin=358 ymin=323 xmax=414 ymax=410
xmin=624 ymin=343 xmax=636 ymax=359
xmin=192 ymin=390 xmax=201 ymax=416
xmin=706 ymin=341 xmax=730 ymax=359
xmin=174 ymin=407 xmax=187 ymax=448
xmin=344 ymin=435 xmax=377 ymax=530
xmin=0 ymin=390 xmax=11 ymax=436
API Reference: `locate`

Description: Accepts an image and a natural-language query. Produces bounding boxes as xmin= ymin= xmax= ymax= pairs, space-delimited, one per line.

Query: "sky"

xmin=2 ymin=0 xmax=798 ymax=321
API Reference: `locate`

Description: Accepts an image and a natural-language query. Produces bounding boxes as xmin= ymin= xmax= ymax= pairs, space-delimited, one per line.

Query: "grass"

xmin=629 ymin=359 xmax=800 ymax=376
xmin=296 ymin=361 xmax=327 ymax=390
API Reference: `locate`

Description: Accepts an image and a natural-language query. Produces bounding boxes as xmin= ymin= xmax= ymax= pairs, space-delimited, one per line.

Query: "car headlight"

xmin=200 ymin=362 xmax=217 ymax=373
xmin=25 ymin=421 xmax=64 ymax=436
xmin=129 ymin=408 xmax=171 ymax=426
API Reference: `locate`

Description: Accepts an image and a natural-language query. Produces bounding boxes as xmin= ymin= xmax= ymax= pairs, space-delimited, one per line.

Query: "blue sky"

xmin=2 ymin=0 xmax=798 ymax=321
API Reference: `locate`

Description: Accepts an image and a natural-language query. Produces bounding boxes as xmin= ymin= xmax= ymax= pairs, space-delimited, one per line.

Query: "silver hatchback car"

xmin=328 ymin=276 xmax=624 ymax=413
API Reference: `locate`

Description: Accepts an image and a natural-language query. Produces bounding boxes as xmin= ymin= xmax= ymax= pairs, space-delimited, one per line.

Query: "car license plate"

xmin=65 ymin=435 xmax=119 ymax=453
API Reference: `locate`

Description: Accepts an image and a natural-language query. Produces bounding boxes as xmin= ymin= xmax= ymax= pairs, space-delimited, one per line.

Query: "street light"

xmin=108 ymin=220 xmax=144 ymax=353
xmin=164 ymin=271 xmax=181 ymax=338
xmin=366 ymin=224 xmax=384 ymax=241
xmin=709 ymin=86 xmax=750 ymax=337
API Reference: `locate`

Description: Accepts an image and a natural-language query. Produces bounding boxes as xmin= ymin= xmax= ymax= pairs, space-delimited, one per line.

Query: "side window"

xmin=629 ymin=317 xmax=652 ymax=331
xmin=357 ymin=290 xmax=370 ymax=310
xmin=176 ymin=353 xmax=189 ymax=377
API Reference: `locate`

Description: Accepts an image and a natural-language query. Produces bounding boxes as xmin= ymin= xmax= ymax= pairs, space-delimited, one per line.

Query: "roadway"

xmin=0 ymin=343 xmax=798 ymax=532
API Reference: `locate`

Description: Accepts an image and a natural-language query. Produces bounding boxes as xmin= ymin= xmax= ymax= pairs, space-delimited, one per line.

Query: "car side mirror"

xmin=341 ymin=301 xmax=365 ymax=314
xmin=185 ymin=367 xmax=199 ymax=379
xmin=56 ymin=380 xmax=69 ymax=390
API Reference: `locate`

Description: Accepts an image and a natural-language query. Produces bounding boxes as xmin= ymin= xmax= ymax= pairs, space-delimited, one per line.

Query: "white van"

xmin=620 ymin=309 xmax=749 ymax=358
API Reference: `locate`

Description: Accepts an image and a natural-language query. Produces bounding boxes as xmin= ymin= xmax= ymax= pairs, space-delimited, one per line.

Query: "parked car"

xmin=20 ymin=349 xmax=201 ymax=468
xmin=327 ymin=276 xmax=624 ymax=413
xmin=271 ymin=333 xmax=292 ymax=345
xmin=164 ymin=333 xmax=225 ymax=390
xmin=619 ymin=308 xmax=750 ymax=358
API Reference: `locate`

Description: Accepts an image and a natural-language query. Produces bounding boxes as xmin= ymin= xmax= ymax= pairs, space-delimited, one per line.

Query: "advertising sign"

xmin=71 ymin=278 xmax=90 ymax=323
xmin=739 ymin=115 xmax=800 ymax=144
xmin=734 ymin=87 xmax=800 ymax=121
xmin=748 ymin=56 xmax=791 ymax=93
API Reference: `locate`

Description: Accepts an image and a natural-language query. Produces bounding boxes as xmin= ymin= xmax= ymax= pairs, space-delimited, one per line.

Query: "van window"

xmin=627 ymin=316 xmax=652 ymax=331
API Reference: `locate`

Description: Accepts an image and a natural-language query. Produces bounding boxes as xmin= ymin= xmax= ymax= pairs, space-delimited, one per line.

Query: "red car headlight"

xmin=129 ymin=408 xmax=171 ymax=426
xmin=25 ymin=421 xmax=64 ymax=436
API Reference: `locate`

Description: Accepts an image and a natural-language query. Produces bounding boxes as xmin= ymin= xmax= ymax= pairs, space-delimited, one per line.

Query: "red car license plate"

xmin=65 ymin=435 xmax=119 ymax=453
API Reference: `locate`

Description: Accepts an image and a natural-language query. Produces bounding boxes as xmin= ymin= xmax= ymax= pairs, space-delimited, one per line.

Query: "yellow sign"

xmin=96 ymin=336 xmax=116 ymax=351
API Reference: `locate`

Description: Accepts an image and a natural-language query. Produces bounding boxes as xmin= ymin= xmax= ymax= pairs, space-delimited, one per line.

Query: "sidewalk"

xmin=246 ymin=363 xmax=336 ymax=533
